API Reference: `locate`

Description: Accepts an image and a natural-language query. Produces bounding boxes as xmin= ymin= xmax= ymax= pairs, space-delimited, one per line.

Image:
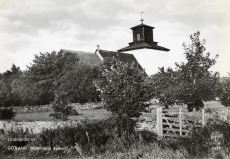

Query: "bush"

xmin=219 ymin=76 xmax=230 ymax=107
xmin=220 ymin=93 xmax=230 ymax=106
xmin=4 ymin=116 xmax=157 ymax=157
xmin=95 ymin=58 xmax=154 ymax=118
xmin=0 ymin=127 xmax=37 ymax=157
xmin=0 ymin=107 xmax=16 ymax=120
xmin=49 ymin=94 xmax=73 ymax=121
xmin=69 ymin=108 xmax=80 ymax=116
xmin=176 ymin=117 xmax=230 ymax=158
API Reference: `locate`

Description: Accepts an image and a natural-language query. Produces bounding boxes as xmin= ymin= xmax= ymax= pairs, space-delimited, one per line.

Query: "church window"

xmin=137 ymin=34 xmax=140 ymax=41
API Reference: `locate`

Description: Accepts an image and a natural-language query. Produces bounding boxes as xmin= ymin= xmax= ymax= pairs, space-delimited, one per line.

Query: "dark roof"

xmin=117 ymin=42 xmax=170 ymax=52
xmin=60 ymin=49 xmax=144 ymax=71
xmin=130 ymin=23 xmax=154 ymax=29
xmin=98 ymin=50 xmax=144 ymax=70
xmin=60 ymin=49 xmax=103 ymax=66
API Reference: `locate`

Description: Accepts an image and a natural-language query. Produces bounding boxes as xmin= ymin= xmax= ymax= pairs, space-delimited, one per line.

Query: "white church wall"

xmin=125 ymin=49 xmax=173 ymax=76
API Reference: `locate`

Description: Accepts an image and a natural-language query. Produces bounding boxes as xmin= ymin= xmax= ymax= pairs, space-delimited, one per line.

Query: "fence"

xmin=156 ymin=108 xmax=205 ymax=137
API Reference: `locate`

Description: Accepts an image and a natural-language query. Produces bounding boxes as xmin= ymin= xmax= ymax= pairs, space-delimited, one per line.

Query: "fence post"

xmin=157 ymin=108 xmax=162 ymax=137
xmin=179 ymin=108 xmax=182 ymax=137
xmin=12 ymin=122 xmax=15 ymax=132
xmin=202 ymin=109 xmax=205 ymax=125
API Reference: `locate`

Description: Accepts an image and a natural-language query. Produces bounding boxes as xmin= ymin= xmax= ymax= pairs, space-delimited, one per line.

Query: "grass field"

xmin=2 ymin=101 xmax=230 ymax=159
xmin=15 ymin=109 xmax=112 ymax=121
xmin=14 ymin=101 xmax=228 ymax=122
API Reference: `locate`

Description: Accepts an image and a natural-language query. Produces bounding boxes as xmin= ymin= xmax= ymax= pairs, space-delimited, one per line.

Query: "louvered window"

xmin=137 ymin=34 xmax=140 ymax=41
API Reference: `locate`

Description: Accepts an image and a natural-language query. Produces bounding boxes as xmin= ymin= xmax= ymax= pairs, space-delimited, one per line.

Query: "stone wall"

xmin=0 ymin=120 xmax=79 ymax=134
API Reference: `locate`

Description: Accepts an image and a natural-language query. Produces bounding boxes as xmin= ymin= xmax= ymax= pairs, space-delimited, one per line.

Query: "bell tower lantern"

xmin=130 ymin=24 xmax=157 ymax=45
xmin=118 ymin=13 xmax=169 ymax=52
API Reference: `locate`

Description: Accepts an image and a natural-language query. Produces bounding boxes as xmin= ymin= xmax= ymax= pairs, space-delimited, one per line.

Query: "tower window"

xmin=137 ymin=34 xmax=140 ymax=41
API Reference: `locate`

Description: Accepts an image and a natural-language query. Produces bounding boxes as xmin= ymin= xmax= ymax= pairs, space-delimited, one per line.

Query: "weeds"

xmin=1 ymin=115 xmax=230 ymax=158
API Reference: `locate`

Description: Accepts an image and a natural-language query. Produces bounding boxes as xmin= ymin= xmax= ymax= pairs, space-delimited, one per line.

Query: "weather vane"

xmin=140 ymin=12 xmax=144 ymax=24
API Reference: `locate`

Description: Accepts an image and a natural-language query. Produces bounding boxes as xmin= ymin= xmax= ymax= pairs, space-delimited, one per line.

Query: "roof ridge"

xmin=61 ymin=49 xmax=95 ymax=54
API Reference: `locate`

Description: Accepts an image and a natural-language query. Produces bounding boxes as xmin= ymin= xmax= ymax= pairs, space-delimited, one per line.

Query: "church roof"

xmin=97 ymin=49 xmax=144 ymax=70
xmin=117 ymin=42 xmax=170 ymax=52
xmin=60 ymin=49 xmax=144 ymax=71
xmin=60 ymin=49 xmax=103 ymax=66
xmin=130 ymin=23 xmax=154 ymax=29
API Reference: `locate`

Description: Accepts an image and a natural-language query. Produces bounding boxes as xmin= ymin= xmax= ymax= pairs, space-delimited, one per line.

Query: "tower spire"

xmin=140 ymin=12 xmax=144 ymax=24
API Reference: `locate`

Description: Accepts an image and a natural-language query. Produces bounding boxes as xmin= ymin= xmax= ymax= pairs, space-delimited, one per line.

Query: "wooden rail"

xmin=156 ymin=108 xmax=205 ymax=137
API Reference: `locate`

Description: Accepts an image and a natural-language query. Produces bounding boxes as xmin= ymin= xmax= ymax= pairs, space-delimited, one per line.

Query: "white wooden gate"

xmin=156 ymin=108 xmax=205 ymax=137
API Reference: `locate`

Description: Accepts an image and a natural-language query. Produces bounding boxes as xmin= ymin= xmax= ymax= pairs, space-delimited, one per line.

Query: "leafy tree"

xmin=150 ymin=67 xmax=181 ymax=108
xmin=219 ymin=73 xmax=230 ymax=106
xmin=151 ymin=32 xmax=219 ymax=111
xmin=11 ymin=71 xmax=42 ymax=105
xmin=95 ymin=58 xmax=154 ymax=118
xmin=57 ymin=63 xmax=101 ymax=104
xmin=0 ymin=64 xmax=22 ymax=106
xmin=10 ymin=50 xmax=102 ymax=106
xmin=23 ymin=51 xmax=79 ymax=105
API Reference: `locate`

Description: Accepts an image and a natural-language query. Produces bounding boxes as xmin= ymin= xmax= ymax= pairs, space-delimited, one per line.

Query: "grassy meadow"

xmin=14 ymin=101 xmax=229 ymax=122
xmin=15 ymin=109 xmax=112 ymax=122
xmin=1 ymin=101 xmax=230 ymax=159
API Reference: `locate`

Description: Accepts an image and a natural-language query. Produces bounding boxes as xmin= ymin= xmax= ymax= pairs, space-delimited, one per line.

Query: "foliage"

xmin=49 ymin=94 xmax=73 ymax=121
xmin=7 ymin=51 xmax=102 ymax=106
xmin=0 ymin=64 xmax=22 ymax=106
xmin=69 ymin=108 xmax=80 ymax=116
xmin=0 ymin=117 xmax=162 ymax=158
xmin=0 ymin=107 xmax=17 ymax=120
xmin=0 ymin=127 xmax=37 ymax=157
xmin=178 ymin=117 xmax=230 ymax=158
xmin=57 ymin=63 xmax=101 ymax=104
xmin=95 ymin=58 xmax=154 ymax=118
xmin=150 ymin=67 xmax=181 ymax=108
xmin=23 ymin=51 xmax=79 ymax=105
xmin=219 ymin=74 xmax=230 ymax=106
xmin=1 ymin=116 xmax=230 ymax=158
xmin=151 ymin=31 xmax=219 ymax=111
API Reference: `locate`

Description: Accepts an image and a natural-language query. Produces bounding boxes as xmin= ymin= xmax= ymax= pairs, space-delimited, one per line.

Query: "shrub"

xmin=49 ymin=94 xmax=73 ymax=121
xmin=219 ymin=76 xmax=230 ymax=107
xmin=95 ymin=58 xmax=154 ymax=118
xmin=177 ymin=117 xmax=230 ymax=158
xmin=18 ymin=117 xmax=158 ymax=157
xmin=69 ymin=108 xmax=80 ymax=116
xmin=0 ymin=127 xmax=37 ymax=157
xmin=0 ymin=107 xmax=16 ymax=120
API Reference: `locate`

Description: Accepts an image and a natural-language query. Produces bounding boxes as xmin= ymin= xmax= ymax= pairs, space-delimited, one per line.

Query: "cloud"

xmin=160 ymin=0 xmax=230 ymax=28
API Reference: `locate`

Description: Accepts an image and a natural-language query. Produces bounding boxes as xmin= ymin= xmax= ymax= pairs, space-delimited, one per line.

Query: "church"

xmin=117 ymin=17 xmax=170 ymax=75
xmin=61 ymin=18 xmax=170 ymax=76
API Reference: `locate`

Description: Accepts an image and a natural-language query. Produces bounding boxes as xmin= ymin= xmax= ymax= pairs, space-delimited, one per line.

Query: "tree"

xmin=57 ymin=63 xmax=100 ymax=104
xmin=151 ymin=32 xmax=219 ymax=111
xmin=0 ymin=64 xmax=22 ymax=106
xmin=23 ymin=51 xmax=79 ymax=105
xmin=150 ymin=67 xmax=181 ymax=109
xmin=95 ymin=58 xmax=154 ymax=118
xmin=219 ymin=72 xmax=230 ymax=106
xmin=11 ymin=71 xmax=42 ymax=105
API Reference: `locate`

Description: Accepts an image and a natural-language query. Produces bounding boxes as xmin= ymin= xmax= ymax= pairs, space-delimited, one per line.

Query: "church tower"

xmin=117 ymin=13 xmax=170 ymax=75
xmin=118 ymin=23 xmax=169 ymax=52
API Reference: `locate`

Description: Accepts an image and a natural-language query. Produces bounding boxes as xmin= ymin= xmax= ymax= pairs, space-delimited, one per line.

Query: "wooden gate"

xmin=156 ymin=108 xmax=205 ymax=137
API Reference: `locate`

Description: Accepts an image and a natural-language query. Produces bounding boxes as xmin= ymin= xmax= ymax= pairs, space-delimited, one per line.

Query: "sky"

xmin=0 ymin=0 xmax=229 ymax=76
